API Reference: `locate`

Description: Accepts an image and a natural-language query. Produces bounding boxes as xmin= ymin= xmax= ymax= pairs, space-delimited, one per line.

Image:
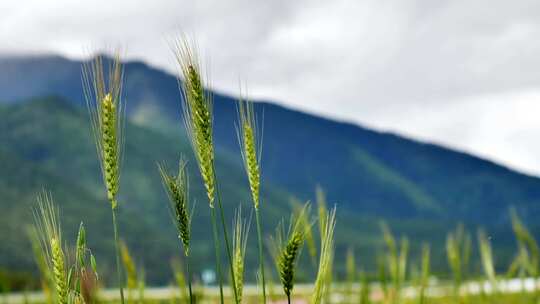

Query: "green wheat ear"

xmin=173 ymin=39 xmax=215 ymax=207
xmin=290 ymin=197 xmax=317 ymax=266
xmin=82 ymin=53 xmax=125 ymax=206
xmin=272 ymin=204 xmax=309 ymax=300
xmin=83 ymin=52 xmax=126 ymax=304
xmin=232 ymin=209 xmax=251 ymax=303
xmin=33 ymin=191 xmax=68 ymax=304
xmin=51 ymin=237 xmax=68 ymax=304
xmin=236 ymin=98 xmax=261 ymax=209
xmin=237 ymin=96 xmax=267 ymax=303
xmin=158 ymin=159 xmax=191 ymax=256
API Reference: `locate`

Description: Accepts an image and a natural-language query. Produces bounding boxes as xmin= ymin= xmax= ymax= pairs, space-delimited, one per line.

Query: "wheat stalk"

xmin=73 ymin=223 xmax=100 ymax=304
xmin=158 ymin=159 xmax=194 ymax=303
xmin=232 ymin=209 xmax=251 ymax=303
xmin=82 ymin=54 xmax=124 ymax=206
xmin=236 ymin=99 xmax=261 ymax=209
xmin=311 ymin=207 xmax=336 ymax=304
xmin=418 ymin=243 xmax=430 ymax=304
xmin=236 ymin=97 xmax=269 ymax=301
xmin=290 ymin=197 xmax=317 ymax=266
xmin=273 ymin=204 xmax=308 ymax=304
xmin=511 ymin=209 xmax=540 ymax=275
xmin=279 ymin=231 xmax=303 ymax=302
xmin=380 ymin=222 xmax=408 ymax=304
xmin=120 ymin=241 xmax=138 ymax=290
xmin=172 ymin=38 xmax=241 ymax=304
xmin=51 ymin=238 xmax=68 ymax=304
xmin=171 ymin=259 xmax=188 ymax=303
xmin=478 ymin=229 xmax=497 ymax=296
xmin=173 ymin=39 xmax=215 ymax=207
xmin=509 ymin=209 xmax=540 ymax=300
xmin=446 ymin=224 xmax=471 ymax=299
xmin=158 ymin=160 xmax=191 ymax=256
xmin=33 ymin=191 xmax=68 ymax=304
xmin=82 ymin=53 xmax=126 ymax=304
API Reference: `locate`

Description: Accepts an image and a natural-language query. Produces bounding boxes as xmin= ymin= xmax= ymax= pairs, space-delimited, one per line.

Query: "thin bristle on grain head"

xmin=232 ymin=208 xmax=251 ymax=303
xmin=236 ymin=95 xmax=262 ymax=209
xmin=33 ymin=192 xmax=62 ymax=261
xmin=172 ymin=38 xmax=216 ymax=207
xmin=82 ymin=53 xmax=125 ymax=207
xmin=290 ymin=197 xmax=317 ymax=266
xmin=33 ymin=191 xmax=68 ymax=304
xmin=272 ymin=203 xmax=310 ymax=298
xmin=158 ymin=159 xmax=191 ymax=256
xmin=311 ymin=207 xmax=336 ymax=304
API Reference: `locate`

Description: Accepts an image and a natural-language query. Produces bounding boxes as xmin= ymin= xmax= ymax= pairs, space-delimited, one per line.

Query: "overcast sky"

xmin=2 ymin=0 xmax=540 ymax=175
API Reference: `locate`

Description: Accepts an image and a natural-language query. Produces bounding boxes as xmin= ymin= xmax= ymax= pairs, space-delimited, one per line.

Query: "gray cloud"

xmin=2 ymin=0 xmax=540 ymax=174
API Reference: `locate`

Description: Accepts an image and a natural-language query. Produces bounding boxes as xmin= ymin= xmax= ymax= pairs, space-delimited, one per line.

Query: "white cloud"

xmin=1 ymin=0 xmax=540 ymax=175
xmin=367 ymin=89 xmax=540 ymax=176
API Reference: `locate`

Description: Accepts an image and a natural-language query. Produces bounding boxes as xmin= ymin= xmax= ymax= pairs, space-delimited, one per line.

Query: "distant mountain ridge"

xmin=2 ymin=54 xmax=538 ymax=221
xmin=1 ymin=55 xmax=540 ymax=282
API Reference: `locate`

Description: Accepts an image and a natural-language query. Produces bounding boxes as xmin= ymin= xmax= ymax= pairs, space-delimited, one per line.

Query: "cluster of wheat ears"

xmin=30 ymin=39 xmax=337 ymax=304
xmin=28 ymin=39 xmax=540 ymax=304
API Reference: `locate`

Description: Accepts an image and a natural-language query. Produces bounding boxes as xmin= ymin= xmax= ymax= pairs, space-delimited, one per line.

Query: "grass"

xmin=18 ymin=37 xmax=540 ymax=304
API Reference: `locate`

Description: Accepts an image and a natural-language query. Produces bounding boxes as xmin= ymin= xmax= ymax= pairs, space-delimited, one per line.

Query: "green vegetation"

xmin=22 ymin=40 xmax=343 ymax=304
xmin=83 ymin=54 xmax=126 ymax=304
xmin=158 ymin=159 xmax=193 ymax=302
xmin=237 ymin=98 xmax=267 ymax=303
xmin=3 ymin=39 xmax=540 ymax=304
xmin=272 ymin=205 xmax=309 ymax=303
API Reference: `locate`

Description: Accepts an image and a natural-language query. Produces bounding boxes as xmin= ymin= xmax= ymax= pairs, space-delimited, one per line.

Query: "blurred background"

xmin=2 ymin=0 xmax=540 ymax=291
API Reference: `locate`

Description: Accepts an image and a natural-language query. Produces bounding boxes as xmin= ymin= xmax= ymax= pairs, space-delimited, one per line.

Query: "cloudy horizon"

xmin=2 ymin=0 xmax=540 ymax=176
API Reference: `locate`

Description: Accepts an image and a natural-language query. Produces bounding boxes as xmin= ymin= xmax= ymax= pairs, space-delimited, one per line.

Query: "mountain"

xmin=1 ymin=55 xmax=540 ymax=283
xmin=0 ymin=96 xmax=297 ymax=284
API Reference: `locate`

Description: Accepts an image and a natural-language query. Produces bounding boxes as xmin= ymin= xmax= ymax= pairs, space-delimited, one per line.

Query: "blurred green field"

xmin=4 ymin=280 xmax=540 ymax=304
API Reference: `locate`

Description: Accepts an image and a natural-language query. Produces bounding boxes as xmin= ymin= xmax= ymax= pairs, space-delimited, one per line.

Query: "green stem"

xmin=287 ymin=293 xmax=291 ymax=304
xmin=216 ymin=196 xmax=239 ymax=303
xmin=111 ymin=203 xmax=125 ymax=304
xmin=185 ymin=254 xmax=193 ymax=304
xmin=255 ymin=207 xmax=267 ymax=304
xmin=210 ymin=207 xmax=225 ymax=303
xmin=535 ymin=274 xmax=539 ymax=304
xmin=213 ymin=169 xmax=239 ymax=304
